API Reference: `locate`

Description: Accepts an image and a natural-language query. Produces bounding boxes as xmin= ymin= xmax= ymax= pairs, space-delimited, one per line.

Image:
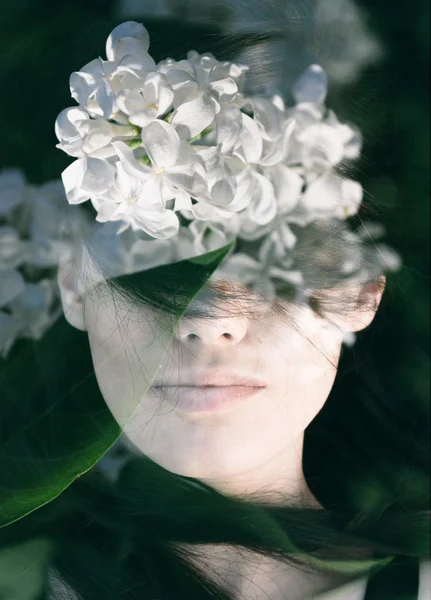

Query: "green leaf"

xmin=0 ymin=242 xmax=233 ymax=529
xmin=188 ymin=241 xmax=235 ymax=266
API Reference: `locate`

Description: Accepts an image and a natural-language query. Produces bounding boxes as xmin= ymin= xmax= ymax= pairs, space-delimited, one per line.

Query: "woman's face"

xmin=81 ymin=276 xmax=343 ymax=482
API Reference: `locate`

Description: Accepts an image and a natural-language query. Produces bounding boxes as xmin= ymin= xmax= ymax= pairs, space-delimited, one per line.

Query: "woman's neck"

xmin=199 ymin=434 xmax=323 ymax=509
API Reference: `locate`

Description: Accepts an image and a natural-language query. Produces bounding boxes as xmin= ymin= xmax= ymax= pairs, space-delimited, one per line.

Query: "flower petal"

xmin=133 ymin=207 xmax=179 ymax=239
xmin=226 ymin=169 xmax=253 ymax=213
xmin=215 ymin=104 xmax=242 ymax=153
xmin=0 ymin=226 xmax=26 ymax=269
xmin=340 ymin=179 xmax=363 ymax=217
xmin=259 ymin=118 xmax=295 ymax=166
xmin=116 ymin=51 xmax=157 ymax=74
xmin=69 ymin=68 xmax=97 ymax=106
xmin=297 ymin=123 xmax=345 ymax=168
xmin=129 ymin=238 xmax=174 ymax=272
xmin=292 ymin=64 xmax=328 ymax=105
xmin=141 ymin=120 xmax=180 ymax=169
xmin=249 ymin=172 xmax=277 ymax=225
xmin=252 ymin=98 xmax=283 ymax=141
xmin=113 ymin=141 xmax=153 ymax=180
xmin=269 ymin=268 xmax=304 ymax=286
xmin=301 ymin=175 xmax=338 ymax=215
xmin=170 ymin=92 xmax=215 ymax=139
xmin=55 ymin=107 xmax=88 ymax=142
xmin=136 ymin=177 xmax=166 ymax=209
xmin=209 ymin=76 xmax=238 ymax=103
xmin=0 ymin=269 xmax=25 ymax=307
xmin=173 ymin=189 xmax=193 ymax=212
xmin=92 ymin=196 xmax=121 ymax=223
xmin=95 ymin=80 xmax=115 ymax=119
xmin=216 ymin=253 xmax=261 ymax=284
xmin=81 ymin=157 xmax=116 ymax=195
xmin=279 ymin=222 xmax=297 ymax=250
xmin=189 ymin=202 xmax=220 ymax=220
xmin=61 ymin=159 xmax=89 ymax=204
xmin=106 ymin=21 xmax=150 ymax=61
xmin=210 ymin=177 xmax=236 ymax=207
xmin=82 ymin=119 xmax=114 ymax=156
xmin=235 ymin=113 xmax=263 ymax=164
xmin=267 ymin=165 xmax=302 ymax=214
xmin=166 ymin=142 xmax=210 ymax=199
xmin=143 ymin=72 xmax=174 ymax=115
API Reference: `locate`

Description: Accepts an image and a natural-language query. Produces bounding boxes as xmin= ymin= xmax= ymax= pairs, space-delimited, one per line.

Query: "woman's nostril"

xmin=177 ymin=318 xmax=248 ymax=345
xmin=186 ymin=333 xmax=199 ymax=342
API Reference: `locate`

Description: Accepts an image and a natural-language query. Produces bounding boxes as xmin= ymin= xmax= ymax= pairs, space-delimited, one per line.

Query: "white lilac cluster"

xmin=0 ymin=169 xmax=90 ymax=357
xmin=55 ymin=21 xmax=400 ymax=306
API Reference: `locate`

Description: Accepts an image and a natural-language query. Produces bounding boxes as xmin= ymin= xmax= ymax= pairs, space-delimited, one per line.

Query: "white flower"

xmin=109 ymin=120 xmax=213 ymax=227
xmin=238 ymin=171 xmax=277 ymax=239
xmin=70 ymin=22 xmax=156 ymax=118
xmin=259 ymin=118 xmax=296 ymax=167
xmin=265 ymin=165 xmax=303 ymax=216
xmin=91 ymin=162 xmax=180 ymax=239
xmin=287 ymin=88 xmax=362 ymax=173
xmin=232 ymin=112 xmax=263 ymax=164
xmin=106 ymin=21 xmax=152 ymax=64
xmin=300 ymin=174 xmax=363 ymax=220
xmin=188 ymin=211 xmax=240 ymax=255
xmin=0 ymin=269 xmax=26 ymax=357
xmin=294 ymin=120 xmax=361 ymax=172
xmin=213 ymin=251 xmax=304 ymax=303
xmin=249 ymin=96 xmax=286 ymax=142
xmin=116 ymin=71 xmax=174 ymax=127
xmin=0 ymin=169 xmax=94 ymax=356
xmin=0 ymin=226 xmax=28 ymax=269
xmin=194 ymin=143 xmax=252 ymax=213
xmin=0 ymin=268 xmax=25 ymax=307
xmin=29 ymin=180 xmax=92 ymax=267
xmin=187 ymin=51 xmax=248 ymax=99
xmin=212 ymin=252 xmax=276 ymax=300
xmin=0 ymin=169 xmax=28 ymax=217
xmin=127 ymin=237 xmax=176 ymax=272
xmin=214 ymin=103 xmax=243 ymax=153
xmin=159 ymin=51 xmax=248 ymax=138
xmin=55 ymin=108 xmax=118 ymax=159
xmin=61 ymin=156 xmax=116 ymax=204
xmin=292 ymin=64 xmax=328 ymax=105
xmin=325 ymin=109 xmax=362 ymax=160
xmin=0 ymin=280 xmax=60 ymax=356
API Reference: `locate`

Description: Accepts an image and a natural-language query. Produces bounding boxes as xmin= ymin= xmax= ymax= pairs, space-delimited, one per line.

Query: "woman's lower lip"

xmin=153 ymin=385 xmax=265 ymax=413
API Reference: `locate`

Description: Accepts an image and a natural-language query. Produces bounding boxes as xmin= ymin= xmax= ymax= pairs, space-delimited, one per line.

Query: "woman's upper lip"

xmin=153 ymin=371 xmax=267 ymax=388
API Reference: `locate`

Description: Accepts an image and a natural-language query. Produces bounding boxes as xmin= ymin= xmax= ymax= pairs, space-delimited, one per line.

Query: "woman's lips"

xmin=153 ymin=367 xmax=266 ymax=412
xmin=152 ymin=385 xmax=265 ymax=413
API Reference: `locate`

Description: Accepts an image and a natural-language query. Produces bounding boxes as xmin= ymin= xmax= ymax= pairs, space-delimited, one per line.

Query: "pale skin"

xmin=58 ymin=254 xmax=384 ymax=599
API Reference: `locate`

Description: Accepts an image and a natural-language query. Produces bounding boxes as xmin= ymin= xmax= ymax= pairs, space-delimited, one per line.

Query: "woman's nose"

xmin=175 ymin=316 xmax=249 ymax=346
